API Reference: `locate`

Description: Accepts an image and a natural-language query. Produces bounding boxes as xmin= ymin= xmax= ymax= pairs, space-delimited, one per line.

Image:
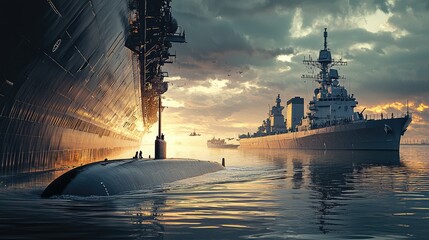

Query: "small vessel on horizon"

xmin=239 ymin=28 xmax=411 ymax=151
xmin=207 ymin=137 xmax=239 ymax=149
xmin=189 ymin=129 xmax=201 ymax=136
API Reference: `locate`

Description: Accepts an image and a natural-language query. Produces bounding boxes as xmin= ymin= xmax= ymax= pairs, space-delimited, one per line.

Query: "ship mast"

xmin=324 ymin=27 xmax=328 ymax=50
xmin=299 ymin=28 xmax=359 ymax=128
xmin=302 ymin=28 xmax=347 ymax=92
xmin=322 ymin=28 xmax=328 ymax=86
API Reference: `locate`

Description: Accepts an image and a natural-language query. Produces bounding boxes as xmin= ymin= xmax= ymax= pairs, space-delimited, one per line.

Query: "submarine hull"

xmin=240 ymin=117 xmax=411 ymax=151
xmin=42 ymin=158 xmax=224 ymax=197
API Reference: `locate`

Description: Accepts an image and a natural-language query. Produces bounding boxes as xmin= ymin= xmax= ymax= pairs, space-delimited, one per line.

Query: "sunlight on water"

xmin=1 ymin=145 xmax=428 ymax=239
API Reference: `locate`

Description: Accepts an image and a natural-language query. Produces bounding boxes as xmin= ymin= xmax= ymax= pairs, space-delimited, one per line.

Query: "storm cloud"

xmin=157 ymin=0 xmax=429 ymax=140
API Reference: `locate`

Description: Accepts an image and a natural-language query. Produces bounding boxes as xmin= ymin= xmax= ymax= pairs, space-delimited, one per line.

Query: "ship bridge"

xmin=302 ymin=28 xmax=359 ymax=128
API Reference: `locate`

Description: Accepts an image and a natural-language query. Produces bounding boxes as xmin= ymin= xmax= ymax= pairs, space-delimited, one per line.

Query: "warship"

xmin=207 ymin=137 xmax=239 ymax=149
xmin=0 ymin=0 xmax=185 ymax=174
xmin=239 ymin=29 xmax=412 ymax=151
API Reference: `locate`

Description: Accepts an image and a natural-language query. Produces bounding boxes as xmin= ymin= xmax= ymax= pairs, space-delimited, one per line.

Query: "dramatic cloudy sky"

xmin=145 ymin=0 xmax=429 ymax=145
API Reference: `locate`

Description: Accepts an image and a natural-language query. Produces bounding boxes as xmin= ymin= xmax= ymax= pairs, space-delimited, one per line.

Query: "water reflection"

xmin=235 ymin=150 xmax=404 ymax=236
xmin=1 ymin=147 xmax=428 ymax=240
xmin=0 ymin=169 xmax=66 ymax=190
xmin=129 ymin=196 xmax=166 ymax=239
xmin=292 ymin=159 xmax=304 ymax=189
xmin=307 ymin=151 xmax=399 ymax=234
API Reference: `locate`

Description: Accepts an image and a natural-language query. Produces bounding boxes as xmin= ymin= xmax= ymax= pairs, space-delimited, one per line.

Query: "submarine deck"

xmin=42 ymin=158 xmax=224 ymax=197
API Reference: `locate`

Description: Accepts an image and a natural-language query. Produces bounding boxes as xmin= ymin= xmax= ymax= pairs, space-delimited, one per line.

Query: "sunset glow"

xmin=160 ymin=0 xmax=429 ymax=141
xmin=358 ymin=101 xmax=429 ymax=115
xmin=416 ymin=103 xmax=429 ymax=112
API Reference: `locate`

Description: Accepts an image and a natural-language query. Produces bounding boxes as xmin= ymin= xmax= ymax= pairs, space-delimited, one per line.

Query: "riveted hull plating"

xmin=0 ymin=1 xmax=158 ymax=174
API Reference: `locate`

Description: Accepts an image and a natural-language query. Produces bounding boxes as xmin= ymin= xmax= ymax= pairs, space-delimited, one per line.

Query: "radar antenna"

xmin=301 ymin=28 xmax=347 ymax=86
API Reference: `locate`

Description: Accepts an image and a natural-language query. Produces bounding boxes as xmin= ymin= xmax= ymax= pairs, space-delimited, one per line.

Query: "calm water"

xmin=1 ymin=145 xmax=429 ymax=239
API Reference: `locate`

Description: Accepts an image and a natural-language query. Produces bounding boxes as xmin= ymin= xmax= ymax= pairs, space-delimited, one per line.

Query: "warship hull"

xmin=207 ymin=143 xmax=239 ymax=149
xmin=0 ymin=1 xmax=149 ymax=174
xmin=240 ymin=117 xmax=411 ymax=151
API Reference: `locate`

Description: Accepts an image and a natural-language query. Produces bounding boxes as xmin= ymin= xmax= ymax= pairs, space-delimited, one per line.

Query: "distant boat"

xmin=207 ymin=137 xmax=239 ymax=149
xmin=189 ymin=130 xmax=201 ymax=136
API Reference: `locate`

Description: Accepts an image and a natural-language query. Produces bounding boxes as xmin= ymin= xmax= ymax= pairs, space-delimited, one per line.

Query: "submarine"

xmin=42 ymin=100 xmax=226 ymax=197
xmin=42 ymin=100 xmax=224 ymax=197
xmin=41 ymin=158 xmax=224 ymax=197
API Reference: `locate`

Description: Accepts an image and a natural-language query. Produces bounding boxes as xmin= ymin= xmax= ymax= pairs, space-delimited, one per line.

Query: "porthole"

xmin=52 ymin=39 xmax=61 ymax=52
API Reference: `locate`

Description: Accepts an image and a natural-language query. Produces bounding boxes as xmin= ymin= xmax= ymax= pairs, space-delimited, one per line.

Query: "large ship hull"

xmin=240 ymin=117 xmax=411 ymax=151
xmin=0 ymin=1 xmax=153 ymax=174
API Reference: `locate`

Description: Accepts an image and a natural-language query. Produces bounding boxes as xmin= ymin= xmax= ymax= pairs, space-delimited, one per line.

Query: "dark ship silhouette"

xmin=0 ymin=0 xmax=185 ymax=174
xmin=207 ymin=137 xmax=239 ymax=149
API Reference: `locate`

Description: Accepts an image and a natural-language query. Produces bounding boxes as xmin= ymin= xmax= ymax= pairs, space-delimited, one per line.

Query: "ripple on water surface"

xmin=0 ymin=146 xmax=428 ymax=239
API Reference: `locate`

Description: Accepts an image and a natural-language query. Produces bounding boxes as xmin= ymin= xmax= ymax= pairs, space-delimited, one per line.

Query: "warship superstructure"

xmin=0 ymin=0 xmax=184 ymax=174
xmin=240 ymin=29 xmax=411 ymax=151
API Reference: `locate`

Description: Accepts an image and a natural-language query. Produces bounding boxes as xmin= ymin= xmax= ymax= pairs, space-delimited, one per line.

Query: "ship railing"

xmin=364 ymin=112 xmax=412 ymax=121
xmin=309 ymin=112 xmax=411 ymax=130
xmin=310 ymin=119 xmax=350 ymax=130
xmin=242 ymin=111 xmax=413 ymax=136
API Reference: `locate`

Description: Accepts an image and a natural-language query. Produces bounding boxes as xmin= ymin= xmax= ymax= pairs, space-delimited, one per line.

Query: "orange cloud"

xmin=358 ymin=102 xmax=407 ymax=114
xmin=356 ymin=101 xmax=429 ymax=128
xmin=416 ymin=103 xmax=429 ymax=112
xmin=410 ymin=114 xmax=427 ymax=125
xmin=358 ymin=101 xmax=428 ymax=114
